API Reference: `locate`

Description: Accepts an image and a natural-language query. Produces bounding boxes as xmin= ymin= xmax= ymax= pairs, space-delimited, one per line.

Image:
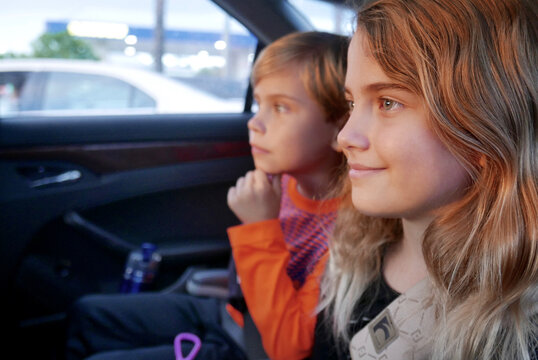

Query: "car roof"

xmin=214 ymin=0 xmax=351 ymax=45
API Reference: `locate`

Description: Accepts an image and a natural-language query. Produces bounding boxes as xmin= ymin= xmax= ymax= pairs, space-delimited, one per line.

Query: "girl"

xmin=315 ymin=0 xmax=537 ymax=359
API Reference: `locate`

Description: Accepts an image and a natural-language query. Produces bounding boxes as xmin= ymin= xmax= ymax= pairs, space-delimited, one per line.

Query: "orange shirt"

xmin=227 ymin=175 xmax=339 ymax=360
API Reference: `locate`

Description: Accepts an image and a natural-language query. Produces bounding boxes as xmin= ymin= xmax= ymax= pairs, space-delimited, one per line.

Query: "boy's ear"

xmin=330 ymin=126 xmax=341 ymax=152
xmin=479 ymin=154 xmax=486 ymax=167
xmin=330 ymin=114 xmax=348 ymax=152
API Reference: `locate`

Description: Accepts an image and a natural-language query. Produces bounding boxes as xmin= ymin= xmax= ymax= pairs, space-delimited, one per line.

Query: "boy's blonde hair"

xmin=320 ymin=0 xmax=537 ymax=359
xmin=251 ymin=31 xmax=349 ymax=126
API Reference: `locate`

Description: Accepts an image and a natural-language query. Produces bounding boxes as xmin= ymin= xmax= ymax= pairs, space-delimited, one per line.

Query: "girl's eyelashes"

xmin=344 ymin=98 xmax=401 ymax=113
xmin=346 ymin=100 xmax=355 ymax=111
xmin=379 ymin=98 xmax=403 ymax=112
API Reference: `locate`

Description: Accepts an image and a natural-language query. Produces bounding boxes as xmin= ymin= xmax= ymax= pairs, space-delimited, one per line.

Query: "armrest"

xmin=185 ymin=268 xmax=230 ymax=299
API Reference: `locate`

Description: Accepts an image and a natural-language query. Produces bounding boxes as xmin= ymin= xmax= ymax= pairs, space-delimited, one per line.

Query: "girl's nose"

xmin=247 ymin=113 xmax=266 ymax=134
xmin=337 ymin=111 xmax=370 ymax=151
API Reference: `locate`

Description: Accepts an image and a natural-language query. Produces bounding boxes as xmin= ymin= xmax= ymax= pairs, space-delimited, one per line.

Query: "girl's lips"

xmin=348 ymin=163 xmax=385 ymax=178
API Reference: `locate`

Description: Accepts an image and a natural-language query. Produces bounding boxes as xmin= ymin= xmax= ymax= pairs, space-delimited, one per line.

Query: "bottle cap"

xmin=141 ymin=242 xmax=157 ymax=262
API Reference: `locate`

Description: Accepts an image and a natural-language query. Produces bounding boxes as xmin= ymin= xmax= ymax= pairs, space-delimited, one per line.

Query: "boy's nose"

xmin=247 ymin=114 xmax=266 ymax=133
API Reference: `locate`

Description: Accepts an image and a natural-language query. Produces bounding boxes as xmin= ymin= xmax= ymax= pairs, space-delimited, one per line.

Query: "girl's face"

xmin=338 ymin=31 xmax=469 ymax=220
xmin=248 ymin=66 xmax=339 ymax=177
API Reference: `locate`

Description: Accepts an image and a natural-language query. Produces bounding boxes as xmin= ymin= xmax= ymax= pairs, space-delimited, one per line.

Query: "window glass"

xmin=0 ymin=72 xmax=28 ymax=116
xmin=132 ymin=88 xmax=157 ymax=108
xmin=0 ymin=0 xmax=257 ymax=116
xmin=43 ymin=72 xmax=140 ymax=111
xmin=288 ymin=0 xmax=355 ymax=36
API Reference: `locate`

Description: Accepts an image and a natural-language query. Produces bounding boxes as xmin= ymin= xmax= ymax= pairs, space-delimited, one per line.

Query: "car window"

xmin=131 ymin=87 xmax=156 ymax=108
xmin=0 ymin=71 xmax=28 ymax=115
xmin=0 ymin=0 xmax=257 ymax=116
xmin=288 ymin=0 xmax=355 ymax=36
xmin=42 ymin=72 xmax=156 ymax=111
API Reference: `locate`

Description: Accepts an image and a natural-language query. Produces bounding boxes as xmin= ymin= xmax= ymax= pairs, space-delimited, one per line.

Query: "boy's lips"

xmin=250 ymin=143 xmax=269 ymax=154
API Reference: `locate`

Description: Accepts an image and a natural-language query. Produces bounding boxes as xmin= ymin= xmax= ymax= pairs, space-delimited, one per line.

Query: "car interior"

xmin=0 ymin=0 xmax=350 ymax=358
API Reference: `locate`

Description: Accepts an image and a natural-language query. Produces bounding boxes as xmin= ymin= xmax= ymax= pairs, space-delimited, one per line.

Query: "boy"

xmin=65 ymin=31 xmax=349 ymax=360
xmin=226 ymin=30 xmax=349 ymax=360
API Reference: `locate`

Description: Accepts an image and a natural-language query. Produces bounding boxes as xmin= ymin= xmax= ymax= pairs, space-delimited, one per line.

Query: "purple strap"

xmin=174 ymin=333 xmax=202 ymax=360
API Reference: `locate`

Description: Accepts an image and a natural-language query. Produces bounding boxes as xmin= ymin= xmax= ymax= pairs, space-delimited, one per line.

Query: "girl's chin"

xmin=351 ymin=197 xmax=399 ymax=219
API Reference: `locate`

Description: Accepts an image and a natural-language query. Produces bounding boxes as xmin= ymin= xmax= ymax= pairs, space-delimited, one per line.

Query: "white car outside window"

xmin=0 ymin=59 xmax=244 ymax=117
xmin=0 ymin=0 xmax=257 ymax=118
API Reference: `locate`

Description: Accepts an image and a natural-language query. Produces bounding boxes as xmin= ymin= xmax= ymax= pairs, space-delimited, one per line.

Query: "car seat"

xmin=162 ymin=261 xmax=269 ymax=360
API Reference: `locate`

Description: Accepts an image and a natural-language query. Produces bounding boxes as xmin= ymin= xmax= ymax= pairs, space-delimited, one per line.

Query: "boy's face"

xmin=248 ymin=67 xmax=340 ymax=177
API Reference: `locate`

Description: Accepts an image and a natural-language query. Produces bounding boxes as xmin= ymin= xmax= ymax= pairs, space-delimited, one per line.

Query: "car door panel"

xmin=0 ymin=0 xmax=356 ymax=358
xmin=0 ymin=113 xmax=253 ymax=323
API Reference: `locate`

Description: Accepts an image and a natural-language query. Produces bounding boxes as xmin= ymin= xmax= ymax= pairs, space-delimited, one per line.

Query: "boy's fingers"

xmin=243 ymin=171 xmax=257 ymax=190
xmin=236 ymin=176 xmax=245 ymax=189
xmin=253 ymin=169 xmax=269 ymax=186
xmin=227 ymin=186 xmax=236 ymax=205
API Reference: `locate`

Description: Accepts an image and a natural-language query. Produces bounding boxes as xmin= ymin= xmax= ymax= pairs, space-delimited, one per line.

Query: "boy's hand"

xmin=227 ymin=170 xmax=281 ymax=224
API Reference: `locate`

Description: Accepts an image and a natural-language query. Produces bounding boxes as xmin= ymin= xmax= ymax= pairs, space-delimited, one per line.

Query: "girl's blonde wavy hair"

xmin=319 ymin=0 xmax=537 ymax=359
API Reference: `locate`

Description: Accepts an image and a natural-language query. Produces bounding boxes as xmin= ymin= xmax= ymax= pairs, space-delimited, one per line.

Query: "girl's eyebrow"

xmin=344 ymin=82 xmax=411 ymax=96
xmin=365 ymin=82 xmax=410 ymax=93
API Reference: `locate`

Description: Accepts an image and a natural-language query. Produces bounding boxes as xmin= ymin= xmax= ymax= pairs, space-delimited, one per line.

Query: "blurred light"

xmin=124 ymin=46 xmax=136 ymax=56
xmin=247 ymin=53 xmax=255 ymax=62
xmin=197 ymin=50 xmax=209 ymax=57
xmin=137 ymin=52 xmax=154 ymax=66
xmin=214 ymin=40 xmax=227 ymax=50
xmin=124 ymin=35 xmax=138 ymax=45
xmin=67 ymin=20 xmax=129 ymax=40
xmin=162 ymin=53 xmax=179 ymax=67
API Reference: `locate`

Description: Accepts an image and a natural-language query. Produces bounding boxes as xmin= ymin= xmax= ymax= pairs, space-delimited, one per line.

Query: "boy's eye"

xmin=380 ymin=98 xmax=402 ymax=111
xmin=274 ymin=103 xmax=288 ymax=113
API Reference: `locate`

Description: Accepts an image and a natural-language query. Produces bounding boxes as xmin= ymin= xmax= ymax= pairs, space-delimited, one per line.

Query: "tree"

xmin=31 ymin=31 xmax=99 ymax=60
xmin=0 ymin=52 xmax=29 ymax=59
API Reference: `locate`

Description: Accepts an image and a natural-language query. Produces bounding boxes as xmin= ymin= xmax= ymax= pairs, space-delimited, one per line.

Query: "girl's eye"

xmin=346 ymin=100 xmax=355 ymax=111
xmin=380 ymin=98 xmax=403 ymax=111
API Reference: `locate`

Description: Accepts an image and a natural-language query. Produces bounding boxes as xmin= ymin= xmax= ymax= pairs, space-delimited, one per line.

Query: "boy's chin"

xmin=255 ymin=167 xmax=281 ymax=177
xmin=252 ymin=162 xmax=281 ymax=176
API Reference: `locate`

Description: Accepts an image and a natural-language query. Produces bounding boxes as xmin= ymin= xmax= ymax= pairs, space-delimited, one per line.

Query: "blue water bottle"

xmin=120 ymin=242 xmax=162 ymax=293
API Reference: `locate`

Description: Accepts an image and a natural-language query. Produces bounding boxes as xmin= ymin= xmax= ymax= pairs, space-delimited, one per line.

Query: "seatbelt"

xmin=226 ymin=256 xmax=269 ymax=359
xmin=243 ymin=312 xmax=269 ymax=360
xmin=349 ymin=278 xmax=435 ymax=360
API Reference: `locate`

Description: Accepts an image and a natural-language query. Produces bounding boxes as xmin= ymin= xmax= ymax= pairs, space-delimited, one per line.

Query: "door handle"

xmin=29 ymin=170 xmax=82 ymax=188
